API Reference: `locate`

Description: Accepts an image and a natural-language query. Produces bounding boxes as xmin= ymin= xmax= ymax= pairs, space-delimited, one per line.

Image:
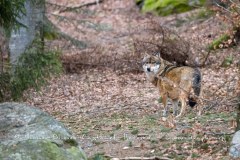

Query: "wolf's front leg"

xmin=161 ymin=95 xmax=168 ymax=117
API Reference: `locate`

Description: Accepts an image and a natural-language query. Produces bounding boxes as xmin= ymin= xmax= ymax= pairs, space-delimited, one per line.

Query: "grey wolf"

xmin=142 ymin=53 xmax=201 ymax=118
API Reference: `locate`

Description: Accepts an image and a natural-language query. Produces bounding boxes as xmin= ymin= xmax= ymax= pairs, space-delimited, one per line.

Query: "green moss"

xmin=141 ymin=115 xmax=157 ymax=126
xmin=131 ymin=129 xmax=139 ymax=135
xmin=81 ymin=128 xmax=90 ymax=135
xmin=221 ymin=56 xmax=233 ymax=67
xmin=223 ymin=134 xmax=232 ymax=142
xmin=160 ymin=125 xmax=172 ymax=132
xmin=150 ymin=138 xmax=158 ymax=144
xmin=67 ymin=147 xmax=87 ymax=160
xmin=200 ymin=143 xmax=209 ymax=150
xmin=191 ymin=153 xmax=200 ymax=158
xmin=2 ymin=140 xmax=64 ymax=160
xmin=89 ymin=153 xmax=109 ymax=160
xmin=1 ymin=140 xmax=87 ymax=160
xmin=64 ymin=139 xmax=78 ymax=148
xmin=186 ymin=112 xmax=196 ymax=119
xmin=40 ymin=141 xmax=65 ymax=160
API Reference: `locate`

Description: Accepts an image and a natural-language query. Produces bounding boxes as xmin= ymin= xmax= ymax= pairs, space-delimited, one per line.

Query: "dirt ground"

xmin=23 ymin=0 xmax=239 ymax=159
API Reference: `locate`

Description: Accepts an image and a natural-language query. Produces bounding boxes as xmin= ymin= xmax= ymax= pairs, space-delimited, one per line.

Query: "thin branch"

xmin=118 ymin=156 xmax=171 ymax=160
xmin=214 ymin=1 xmax=232 ymax=14
xmin=59 ymin=0 xmax=103 ymax=13
xmin=201 ymin=49 xmax=211 ymax=67
xmin=205 ymin=131 xmax=235 ymax=136
xmin=46 ymin=2 xmax=67 ymax=9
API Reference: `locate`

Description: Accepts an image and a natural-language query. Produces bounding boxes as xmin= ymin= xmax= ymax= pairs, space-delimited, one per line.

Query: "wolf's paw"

xmin=162 ymin=110 xmax=168 ymax=117
xmin=161 ymin=117 xmax=167 ymax=121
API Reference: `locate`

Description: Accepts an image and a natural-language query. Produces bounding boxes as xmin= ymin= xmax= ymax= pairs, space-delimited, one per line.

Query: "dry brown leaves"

xmin=21 ymin=0 xmax=240 ymax=159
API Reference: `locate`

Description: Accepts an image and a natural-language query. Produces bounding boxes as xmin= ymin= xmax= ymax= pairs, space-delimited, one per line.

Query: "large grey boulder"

xmin=229 ymin=130 xmax=240 ymax=158
xmin=0 ymin=102 xmax=87 ymax=160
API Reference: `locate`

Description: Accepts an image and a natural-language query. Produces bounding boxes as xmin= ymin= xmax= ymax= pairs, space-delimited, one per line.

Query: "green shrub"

xmin=0 ymin=0 xmax=26 ymax=35
xmin=10 ymin=40 xmax=62 ymax=100
xmin=0 ymin=72 xmax=11 ymax=101
xmin=141 ymin=0 xmax=206 ymax=16
xmin=208 ymin=34 xmax=230 ymax=50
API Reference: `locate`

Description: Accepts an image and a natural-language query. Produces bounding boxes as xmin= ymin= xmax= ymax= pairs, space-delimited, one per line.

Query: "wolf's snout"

xmin=147 ymin=67 xmax=151 ymax=72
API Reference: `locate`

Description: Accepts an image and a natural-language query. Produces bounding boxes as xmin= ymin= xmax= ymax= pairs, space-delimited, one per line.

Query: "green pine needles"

xmin=11 ymin=39 xmax=62 ymax=100
xmin=0 ymin=0 xmax=26 ymax=35
xmin=0 ymin=39 xmax=62 ymax=101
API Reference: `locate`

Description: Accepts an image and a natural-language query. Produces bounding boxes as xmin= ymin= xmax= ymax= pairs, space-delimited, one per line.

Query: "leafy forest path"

xmin=23 ymin=0 xmax=239 ymax=159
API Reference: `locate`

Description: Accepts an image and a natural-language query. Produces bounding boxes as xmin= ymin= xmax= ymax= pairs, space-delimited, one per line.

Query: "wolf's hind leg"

xmin=176 ymin=98 xmax=187 ymax=118
xmin=172 ymin=99 xmax=179 ymax=116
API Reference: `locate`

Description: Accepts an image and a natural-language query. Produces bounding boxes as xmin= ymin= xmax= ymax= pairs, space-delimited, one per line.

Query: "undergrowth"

xmin=0 ymin=39 xmax=62 ymax=101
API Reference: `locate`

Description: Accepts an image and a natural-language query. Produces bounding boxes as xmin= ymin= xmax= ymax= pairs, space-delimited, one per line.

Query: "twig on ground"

xmin=205 ymin=131 xmax=235 ymax=136
xmin=201 ymin=49 xmax=211 ymax=67
xmin=113 ymin=156 xmax=171 ymax=160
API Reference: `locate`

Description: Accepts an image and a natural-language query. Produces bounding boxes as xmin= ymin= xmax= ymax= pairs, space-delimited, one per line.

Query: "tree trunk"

xmin=40 ymin=0 xmax=45 ymax=52
xmin=236 ymin=79 xmax=240 ymax=131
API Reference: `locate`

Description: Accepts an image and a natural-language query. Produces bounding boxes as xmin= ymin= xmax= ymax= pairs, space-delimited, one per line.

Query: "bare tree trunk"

xmin=236 ymin=79 xmax=240 ymax=131
xmin=40 ymin=0 xmax=45 ymax=52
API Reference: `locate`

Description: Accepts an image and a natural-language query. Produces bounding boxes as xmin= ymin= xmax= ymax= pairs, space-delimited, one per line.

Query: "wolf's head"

xmin=142 ymin=53 xmax=164 ymax=82
xmin=142 ymin=53 xmax=162 ymax=74
xmin=142 ymin=53 xmax=175 ymax=81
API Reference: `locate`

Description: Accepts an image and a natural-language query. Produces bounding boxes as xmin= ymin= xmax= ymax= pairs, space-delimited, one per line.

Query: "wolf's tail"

xmin=188 ymin=68 xmax=201 ymax=107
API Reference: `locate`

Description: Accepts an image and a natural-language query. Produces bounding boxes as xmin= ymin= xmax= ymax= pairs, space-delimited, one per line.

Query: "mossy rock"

xmin=0 ymin=102 xmax=87 ymax=160
xmin=1 ymin=140 xmax=86 ymax=160
xmin=229 ymin=131 xmax=240 ymax=158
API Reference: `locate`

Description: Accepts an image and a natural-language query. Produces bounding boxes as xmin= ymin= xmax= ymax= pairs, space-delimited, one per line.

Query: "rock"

xmin=229 ymin=130 xmax=240 ymax=158
xmin=0 ymin=102 xmax=87 ymax=160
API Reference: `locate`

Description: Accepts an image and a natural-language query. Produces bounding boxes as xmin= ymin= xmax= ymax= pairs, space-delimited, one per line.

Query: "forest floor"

xmin=23 ymin=0 xmax=239 ymax=159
